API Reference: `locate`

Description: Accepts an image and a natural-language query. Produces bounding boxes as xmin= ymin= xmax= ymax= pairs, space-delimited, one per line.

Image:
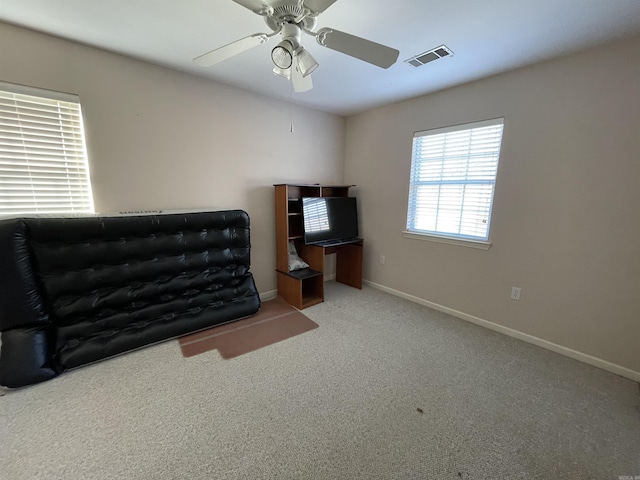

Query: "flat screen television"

xmin=302 ymin=196 xmax=359 ymax=246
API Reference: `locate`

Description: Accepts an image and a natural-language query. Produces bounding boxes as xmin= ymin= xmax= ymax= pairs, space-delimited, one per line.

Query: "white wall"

xmin=345 ymin=35 xmax=640 ymax=374
xmin=2 ymin=21 xmax=638 ymax=376
xmin=0 ymin=22 xmax=345 ymax=294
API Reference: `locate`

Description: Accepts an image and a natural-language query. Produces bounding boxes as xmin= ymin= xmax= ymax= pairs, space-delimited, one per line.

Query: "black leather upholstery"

xmin=0 ymin=210 xmax=261 ymax=387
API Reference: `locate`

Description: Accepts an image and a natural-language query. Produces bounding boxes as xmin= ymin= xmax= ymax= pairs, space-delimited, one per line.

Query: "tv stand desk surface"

xmin=308 ymin=237 xmax=362 ymax=248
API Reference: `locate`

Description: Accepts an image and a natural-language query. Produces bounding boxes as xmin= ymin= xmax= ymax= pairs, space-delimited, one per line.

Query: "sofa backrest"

xmin=0 ymin=210 xmax=261 ymax=387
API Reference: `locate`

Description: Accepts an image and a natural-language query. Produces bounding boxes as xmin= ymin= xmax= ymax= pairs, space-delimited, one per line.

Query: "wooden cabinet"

xmin=274 ymin=184 xmax=363 ymax=309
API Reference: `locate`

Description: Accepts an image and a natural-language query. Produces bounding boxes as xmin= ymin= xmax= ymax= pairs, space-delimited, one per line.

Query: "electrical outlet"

xmin=511 ymin=287 xmax=521 ymax=301
xmin=379 ymin=255 xmax=386 ymax=265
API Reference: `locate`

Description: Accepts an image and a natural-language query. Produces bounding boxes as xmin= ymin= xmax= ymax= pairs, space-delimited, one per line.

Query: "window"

xmin=405 ymin=118 xmax=504 ymax=245
xmin=0 ymin=81 xmax=94 ymax=216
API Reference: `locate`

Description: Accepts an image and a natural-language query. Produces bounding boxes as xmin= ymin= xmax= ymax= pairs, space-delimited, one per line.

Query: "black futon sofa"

xmin=0 ymin=210 xmax=261 ymax=388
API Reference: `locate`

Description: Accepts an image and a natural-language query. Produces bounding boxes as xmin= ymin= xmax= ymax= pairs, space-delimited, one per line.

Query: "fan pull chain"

xmin=289 ymin=77 xmax=294 ymax=133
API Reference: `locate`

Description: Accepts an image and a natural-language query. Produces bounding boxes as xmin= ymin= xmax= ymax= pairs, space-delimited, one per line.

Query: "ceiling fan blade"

xmin=304 ymin=0 xmax=339 ymax=15
xmin=315 ymin=27 xmax=399 ymax=69
xmin=291 ymin=61 xmax=313 ymax=93
xmin=232 ymin=0 xmax=269 ymax=14
xmin=193 ymin=33 xmax=269 ymax=67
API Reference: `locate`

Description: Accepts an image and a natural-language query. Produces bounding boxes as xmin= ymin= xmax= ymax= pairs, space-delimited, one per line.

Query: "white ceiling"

xmin=2 ymin=0 xmax=640 ymax=116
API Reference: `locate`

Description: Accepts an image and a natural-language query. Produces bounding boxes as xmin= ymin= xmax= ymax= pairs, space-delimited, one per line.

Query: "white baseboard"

xmin=324 ymin=273 xmax=336 ymax=282
xmin=259 ymin=289 xmax=278 ymax=302
xmin=364 ymin=280 xmax=640 ymax=383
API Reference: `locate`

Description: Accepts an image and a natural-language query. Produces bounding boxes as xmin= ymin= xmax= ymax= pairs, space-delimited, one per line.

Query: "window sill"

xmin=402 ymin=231 xmax=492 ymax=250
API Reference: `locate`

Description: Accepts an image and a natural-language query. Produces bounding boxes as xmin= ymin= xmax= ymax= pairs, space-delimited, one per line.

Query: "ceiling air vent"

xmin=405 ymin=45 xmax=453 ymax=67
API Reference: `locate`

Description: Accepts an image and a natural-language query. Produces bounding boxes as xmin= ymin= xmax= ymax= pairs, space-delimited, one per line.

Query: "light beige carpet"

xmin=1 ymin=282 xmax=639 ymax=479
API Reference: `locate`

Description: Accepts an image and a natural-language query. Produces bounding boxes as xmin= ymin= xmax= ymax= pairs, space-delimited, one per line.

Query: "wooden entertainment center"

xmin=274 ymin=184 xmax=363 ymax=309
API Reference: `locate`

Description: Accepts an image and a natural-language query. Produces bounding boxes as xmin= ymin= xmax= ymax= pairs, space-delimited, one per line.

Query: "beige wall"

xmin=0 ymin=22 xmax=345 ymax=294
xmin=2 ymin=21 xmax=638 ymax=374
xmin=345 ymin=35 xmax=640 ymax=373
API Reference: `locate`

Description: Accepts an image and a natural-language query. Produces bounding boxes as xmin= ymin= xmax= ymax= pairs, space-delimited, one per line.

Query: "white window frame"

xmin=404 ymin=118 xmax=504 ymax=249
xmin=0 ymin=81 xmax=94 ymax=217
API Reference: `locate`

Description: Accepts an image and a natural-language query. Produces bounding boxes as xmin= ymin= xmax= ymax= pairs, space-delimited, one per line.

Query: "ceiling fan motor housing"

xmin=264 ymin=1 xmax=318 ymax=32
xmin=280 ymin=23 xmax=302 ymax=43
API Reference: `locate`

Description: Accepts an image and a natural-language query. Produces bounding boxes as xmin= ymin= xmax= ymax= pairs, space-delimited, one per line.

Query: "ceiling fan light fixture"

xmin=295 ymin=48 xmax=319 ymax=77
xmin=272 ymin=65 xmax=291 ymax=79
xmin=271 ymin=39 xmax=295 ymax=69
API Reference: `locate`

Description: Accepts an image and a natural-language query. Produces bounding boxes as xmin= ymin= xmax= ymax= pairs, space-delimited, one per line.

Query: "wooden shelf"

xmin=285 ymin=268 xmax=322 ymax=280
xmin=274 ymin=184 xmax=362 ymax=309
xmin=301 ymin=294 xmax=324 ymax=309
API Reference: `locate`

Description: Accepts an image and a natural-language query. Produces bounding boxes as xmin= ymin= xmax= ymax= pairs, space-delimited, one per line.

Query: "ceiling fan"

xmin=193 ymin=0 xmax=400 ymax=92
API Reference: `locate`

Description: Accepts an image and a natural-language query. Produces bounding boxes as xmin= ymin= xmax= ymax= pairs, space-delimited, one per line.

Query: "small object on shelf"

xmin=288 ymin=240 xmax=309 ymax=271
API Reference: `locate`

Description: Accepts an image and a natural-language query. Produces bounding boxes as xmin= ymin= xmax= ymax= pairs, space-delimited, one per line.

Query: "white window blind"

xmin=0 ymin=81 xmax=94 ymax=216
xmin=406 ymin=118 xmax=504 ymax=241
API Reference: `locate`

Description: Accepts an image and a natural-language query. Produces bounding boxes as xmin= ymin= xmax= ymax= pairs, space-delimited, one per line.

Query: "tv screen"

xmin=302 ymin=197 xmax=359 ymax=246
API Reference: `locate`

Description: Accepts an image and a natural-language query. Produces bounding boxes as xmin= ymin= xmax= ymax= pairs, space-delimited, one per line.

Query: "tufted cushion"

xmin=0 ymin=210 xmax=261 ymax=387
